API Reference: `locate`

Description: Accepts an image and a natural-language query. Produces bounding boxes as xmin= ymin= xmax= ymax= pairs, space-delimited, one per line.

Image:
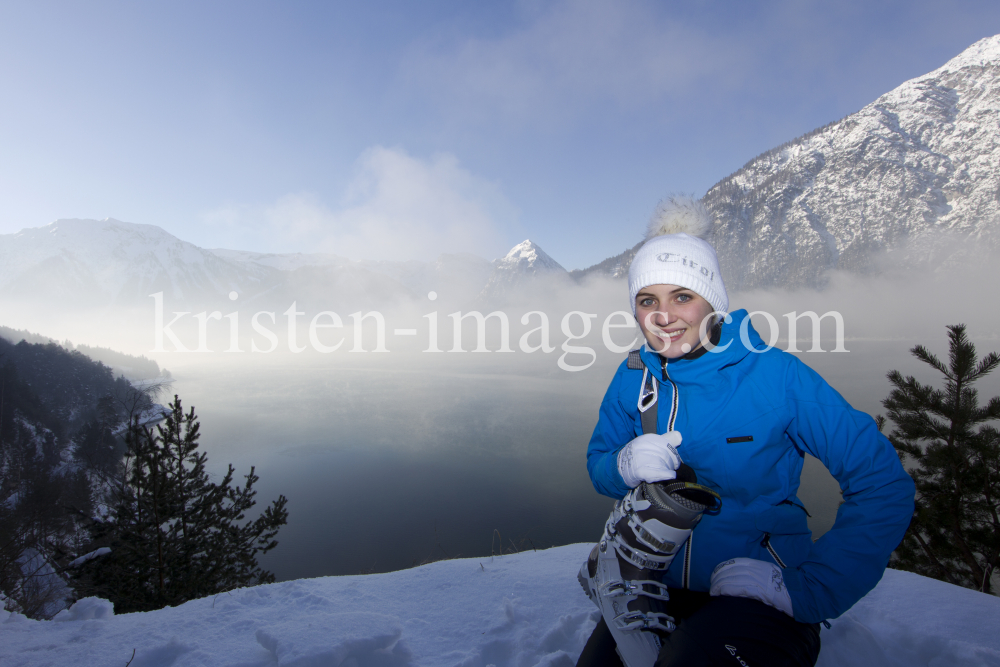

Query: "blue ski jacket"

xmin=586 ymin=309 xmax=914 ymax=624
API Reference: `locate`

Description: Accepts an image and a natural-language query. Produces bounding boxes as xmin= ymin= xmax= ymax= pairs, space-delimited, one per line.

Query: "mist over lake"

xmin=161 ymin=345 xmax=879 ymax=581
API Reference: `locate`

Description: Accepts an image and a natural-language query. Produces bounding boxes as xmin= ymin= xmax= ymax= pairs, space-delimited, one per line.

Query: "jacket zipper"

xmin=683 ymin=533 xmax=693 ymax=588
xmin=661 ymin=357 xmax=679 ymax=431
xmin=761 ymin=533 xmax=787 ymax=568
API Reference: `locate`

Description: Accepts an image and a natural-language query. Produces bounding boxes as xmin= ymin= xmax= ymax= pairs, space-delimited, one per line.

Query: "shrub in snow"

xmin=882 ymin=324 xmax=1000 ymax=594
xmin=71 ymin=396 xmax=288 ymax=613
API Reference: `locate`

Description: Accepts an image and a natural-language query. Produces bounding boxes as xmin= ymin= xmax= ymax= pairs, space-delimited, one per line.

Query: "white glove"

xmin=710 ymin=557 xmax=794 ymax=618
xmin=617 ymin=431 xmax=683 ymax=488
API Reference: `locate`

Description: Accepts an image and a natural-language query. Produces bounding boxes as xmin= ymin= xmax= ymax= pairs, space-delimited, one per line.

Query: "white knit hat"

xmin=628 ymin=196 xmax=728 ymax=315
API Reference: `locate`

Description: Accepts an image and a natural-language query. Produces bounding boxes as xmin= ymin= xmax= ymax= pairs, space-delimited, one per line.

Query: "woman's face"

xmin=635 ymin=284 xmax=717 ymax=359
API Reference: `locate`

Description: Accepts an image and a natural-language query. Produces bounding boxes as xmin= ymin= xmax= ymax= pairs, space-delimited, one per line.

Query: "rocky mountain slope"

xmin=703 ymin=34 xmax=1000 ymax=290
xmin=572 ymin=34 xmax=1000 ymax=289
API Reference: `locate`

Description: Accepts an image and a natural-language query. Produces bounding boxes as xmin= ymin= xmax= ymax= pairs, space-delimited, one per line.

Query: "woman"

xmin=577 ymin=197 xmax=915 ymax=667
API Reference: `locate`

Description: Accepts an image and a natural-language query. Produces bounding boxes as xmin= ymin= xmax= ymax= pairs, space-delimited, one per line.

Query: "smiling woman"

xmin=577 ymin=196 xmax=915 ymax=667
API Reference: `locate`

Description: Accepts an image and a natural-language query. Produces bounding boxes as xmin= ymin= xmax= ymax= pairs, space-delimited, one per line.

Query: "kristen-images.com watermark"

xmin=148 ymin=292 xmax=849 ymax=371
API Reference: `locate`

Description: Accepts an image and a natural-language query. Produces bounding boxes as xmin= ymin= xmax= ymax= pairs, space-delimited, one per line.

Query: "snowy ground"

xmin=2 ymin=543 xmax=998 ymax=667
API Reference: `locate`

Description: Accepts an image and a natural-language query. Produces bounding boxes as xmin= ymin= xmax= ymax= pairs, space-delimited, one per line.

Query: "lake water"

xmin=159 ymin=340 xmax=896 ymax=582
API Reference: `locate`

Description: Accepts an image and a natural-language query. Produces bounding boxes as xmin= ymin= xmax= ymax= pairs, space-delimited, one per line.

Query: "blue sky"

xmin=2 ymin=1 xmax=999 ymax=269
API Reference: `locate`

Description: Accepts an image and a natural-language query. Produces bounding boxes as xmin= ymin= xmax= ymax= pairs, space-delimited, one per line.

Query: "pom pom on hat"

xmin=647 ymin=196 xmax=714 ymax=241
xmin=628 ymin=196 xmax=728 ymax=317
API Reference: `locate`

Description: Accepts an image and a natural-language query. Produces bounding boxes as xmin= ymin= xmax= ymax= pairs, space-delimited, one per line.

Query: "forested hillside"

xmin=0 ymin=332 xmax=163 ymax=618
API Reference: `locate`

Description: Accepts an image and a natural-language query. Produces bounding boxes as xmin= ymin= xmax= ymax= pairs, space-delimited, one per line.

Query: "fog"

xmin=2 ymin=239 xmax=998 ymax=579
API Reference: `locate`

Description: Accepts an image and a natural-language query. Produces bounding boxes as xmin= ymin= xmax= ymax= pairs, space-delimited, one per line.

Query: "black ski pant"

xmin=576 ymin=589 xmax=821 ymax=667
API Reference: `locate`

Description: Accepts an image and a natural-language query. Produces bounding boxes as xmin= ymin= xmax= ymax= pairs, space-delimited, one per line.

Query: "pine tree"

xmin=882 ymin=324 xmax=1000 ymax=593
xmin=78 ymin=395 xmax=288 ymax=612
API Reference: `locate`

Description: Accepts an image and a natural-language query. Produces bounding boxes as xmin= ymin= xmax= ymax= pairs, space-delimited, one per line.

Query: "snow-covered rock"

xmin=66 ymin=548 xmax=113 ymax=570
xmin=52 ymin=597 xmax=114 ymax=623
xmin=703 ymin=33 xmax=1000 ymax=289
xmin=1 ymin=544 xmax=997 ymax=666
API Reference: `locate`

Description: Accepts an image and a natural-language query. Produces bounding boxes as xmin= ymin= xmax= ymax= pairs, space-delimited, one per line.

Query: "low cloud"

xmin=203 ymin=146 xmax=515 ymax=261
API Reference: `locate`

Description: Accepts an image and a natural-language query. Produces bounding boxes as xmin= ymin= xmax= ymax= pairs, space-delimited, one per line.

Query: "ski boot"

xmin=578 ymin=465 xmax=721 ymax=667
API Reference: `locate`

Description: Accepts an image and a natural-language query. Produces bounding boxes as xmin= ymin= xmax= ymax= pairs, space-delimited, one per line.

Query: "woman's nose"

xmin=657 ymin=309 xmax=676 ymax=325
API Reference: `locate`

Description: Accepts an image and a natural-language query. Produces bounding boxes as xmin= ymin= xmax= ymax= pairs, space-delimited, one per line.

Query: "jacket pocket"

xmin=754 ymin=503 xmax=813 ymax=569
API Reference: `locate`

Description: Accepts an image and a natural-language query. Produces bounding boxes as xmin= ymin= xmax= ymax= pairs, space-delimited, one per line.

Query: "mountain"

xmin=0 ymin=219 xmax=275 ymax=308
xmin=209 ymin=248 xmax=350 ymax=272
xmin=0 ymin=219 xmax=494 ymax=312
xmin=479 ymin=239 xmax=567 ymax=300
xmin=578 ymin=34 xmax=1000 ymax=289
xmin=703 ymin=34 xmax=1000 ymax=290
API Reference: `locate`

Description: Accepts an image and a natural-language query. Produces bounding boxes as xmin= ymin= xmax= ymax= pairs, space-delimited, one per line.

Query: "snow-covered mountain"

xmin=0 ymin=219 xmax=495 ymax=311
xmin=209 ymin=248 xmax=351 ymax=272
xmin=0 ymin=219 xmax=276 ymax=308
xmin=479 ymin=239 xmax=568 ymax=300
xmin=703 ymin=34 xmax=1000 ymax=289
xmin=574 ymin=34 xmax=1000 ymax=289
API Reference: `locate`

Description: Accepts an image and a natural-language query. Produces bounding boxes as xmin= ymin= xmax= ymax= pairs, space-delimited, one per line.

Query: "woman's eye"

xmin=676 ymin=293 xmax=692 ymax=303
xmin=639 ymin=298 xmax=655 ymax=307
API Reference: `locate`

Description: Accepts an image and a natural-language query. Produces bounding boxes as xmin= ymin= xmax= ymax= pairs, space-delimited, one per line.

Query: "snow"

xmin=1 ymin=543 xmax=998 ymax=667
xmin=927 ymin=34 xmax=1000 ymax=77
xmin=66 ymin=548 xmax=112 ymax=569
xmin=52 ymin=597 xmax=114 ymax=622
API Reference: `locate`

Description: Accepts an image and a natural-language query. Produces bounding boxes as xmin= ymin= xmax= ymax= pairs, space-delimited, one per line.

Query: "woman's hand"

xmin=710 ymin=557 xmax=794 ymax=617
xmin=617 ymin=431 xmax=683 ymax=488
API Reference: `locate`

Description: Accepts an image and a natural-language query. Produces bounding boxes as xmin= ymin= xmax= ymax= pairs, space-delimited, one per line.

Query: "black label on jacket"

xmin=726 ymin=435 xmax=754 ymax=443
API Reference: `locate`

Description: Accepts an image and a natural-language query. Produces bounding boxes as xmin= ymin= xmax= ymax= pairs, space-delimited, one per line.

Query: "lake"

xmin=160 ymin=340 xmax=880 ymax=581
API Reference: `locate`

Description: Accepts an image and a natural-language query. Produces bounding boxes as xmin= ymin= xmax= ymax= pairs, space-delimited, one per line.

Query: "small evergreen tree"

xmin=78 ymin=396 xmax=288 ymax=612
xmin=882 ymin=324 xmax=1000 ymax=593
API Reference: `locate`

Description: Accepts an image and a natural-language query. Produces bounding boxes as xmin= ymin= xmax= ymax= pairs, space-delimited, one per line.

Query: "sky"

xmin=2 ymin=1 xmax=1000 ymax=269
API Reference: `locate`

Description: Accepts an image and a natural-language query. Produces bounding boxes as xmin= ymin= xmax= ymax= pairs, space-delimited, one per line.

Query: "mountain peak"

xmin=497 ymin=239 xmax=565 ymax=273
xmin=936 ymin=33 xmax=1000 ymax=74
xmin=479 ymin=240 xmax=566 ymax=301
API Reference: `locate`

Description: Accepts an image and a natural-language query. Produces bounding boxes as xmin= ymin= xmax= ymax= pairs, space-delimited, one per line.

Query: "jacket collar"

xmin=637 ymin=309 xmax=764 ymax=380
